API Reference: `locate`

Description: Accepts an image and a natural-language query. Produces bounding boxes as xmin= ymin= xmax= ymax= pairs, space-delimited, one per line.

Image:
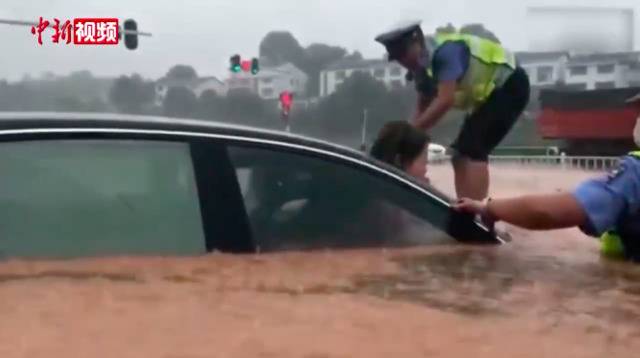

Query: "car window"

xmin=0 ymin=140 xmax=205 ymax=258
xmin=227 ymin=144 xmax=455 ymax=252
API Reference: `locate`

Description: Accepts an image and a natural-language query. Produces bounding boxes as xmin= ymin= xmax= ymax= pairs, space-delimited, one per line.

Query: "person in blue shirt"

xmin=453 ymin=152 xmax=640 ymax=262
xmin=375 ymin=21 xmax=530 ymax=202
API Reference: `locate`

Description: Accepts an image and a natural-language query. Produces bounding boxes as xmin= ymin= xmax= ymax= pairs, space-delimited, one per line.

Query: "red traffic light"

xmin=241 ymin=60 xmax=251 ymax=72
xmin=280 ymin=91 xmax=293 ymax=106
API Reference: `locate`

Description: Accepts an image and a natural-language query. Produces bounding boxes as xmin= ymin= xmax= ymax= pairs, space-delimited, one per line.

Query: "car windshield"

xmin=2 ymin=1 xmax=640 ymax=357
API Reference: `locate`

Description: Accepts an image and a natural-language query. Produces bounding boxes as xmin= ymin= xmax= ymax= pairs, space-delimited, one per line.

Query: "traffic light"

xmin=251 ymin=58 xmax=259 ymax=75
xmin=241 ymin=60 xmax=251 ymax=72
xmin=123 ymin=19 xmax=138 ymax=50
xmin=230 ymin=54 xmax=241 ymax=73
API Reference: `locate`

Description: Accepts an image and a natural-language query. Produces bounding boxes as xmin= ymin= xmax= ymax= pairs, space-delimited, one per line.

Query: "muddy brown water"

xmin=1 ymin=164 xmax=639 ymax=357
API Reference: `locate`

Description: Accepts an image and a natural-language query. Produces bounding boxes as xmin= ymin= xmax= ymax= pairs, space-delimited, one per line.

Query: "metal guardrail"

xmin=432 ymin=154 xmax=621 ymax=171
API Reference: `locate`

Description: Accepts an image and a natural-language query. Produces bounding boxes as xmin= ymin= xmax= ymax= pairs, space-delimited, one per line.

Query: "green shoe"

xmin=600 ymin=232 xmax=625 ymax=259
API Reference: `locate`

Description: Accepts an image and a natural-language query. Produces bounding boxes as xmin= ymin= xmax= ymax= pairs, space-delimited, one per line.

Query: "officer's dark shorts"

xmin=451 ymin=66 xmax=530 ymax=162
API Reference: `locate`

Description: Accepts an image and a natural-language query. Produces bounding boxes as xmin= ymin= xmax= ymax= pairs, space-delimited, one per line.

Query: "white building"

xmin=516 ymin=51 xmax=569 ymax=88
xmin=319 ymin=59 xmax=407 ymax=97
xmin=155 ymin=76 xmax=226 ymax=105
xmin=192 ymin=77 xmax=228 ymax=97
xmin=255 ymin=63 xmax=308 ymax=100
xmin=515 ymin=51 xmax=640 ymax=91
xmin=225 ymin=73 xmax=257 ymax=94
xmin=562 ymin=52 xmax=640 ymax=90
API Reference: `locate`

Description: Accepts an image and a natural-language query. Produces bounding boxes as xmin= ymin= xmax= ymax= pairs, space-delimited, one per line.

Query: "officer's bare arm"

xmin=456 ymin=193 xmax=588 ymax=230
xmin=414 ymin=81 xmax=456 ymax=131
xmin=414 ymin=93 xmax=432 ymax=120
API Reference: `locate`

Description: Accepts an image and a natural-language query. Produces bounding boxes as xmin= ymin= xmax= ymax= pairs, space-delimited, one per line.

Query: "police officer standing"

xmin=375 ymin=21 xmax=531 ymax=201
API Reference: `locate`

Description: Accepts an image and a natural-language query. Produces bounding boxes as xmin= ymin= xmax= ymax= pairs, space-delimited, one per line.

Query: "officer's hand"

xmin=452 ymin=198 xmax=484 ymax=215
xmin=453 ymin=198 xmax=496 ymax=229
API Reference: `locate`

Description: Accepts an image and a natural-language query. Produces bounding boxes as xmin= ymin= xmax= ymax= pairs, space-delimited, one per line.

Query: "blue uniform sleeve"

xmin=572 ymin=156 xmax=640 ymax=236
xmin=432 ymin=42 xmax=470 ymax=82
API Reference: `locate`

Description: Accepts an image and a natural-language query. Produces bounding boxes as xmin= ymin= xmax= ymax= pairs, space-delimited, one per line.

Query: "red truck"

xmin=537 ymin=87 xmax=640 ymax=155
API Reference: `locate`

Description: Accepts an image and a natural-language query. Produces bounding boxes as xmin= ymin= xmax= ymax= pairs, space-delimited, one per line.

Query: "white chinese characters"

xmin=97 ymin=21 xmax=118 ymax=43
xmin=73 ymin=19 xmax=119 ymax=45
xmin=75 ymin=22 xmax=96 ymax=43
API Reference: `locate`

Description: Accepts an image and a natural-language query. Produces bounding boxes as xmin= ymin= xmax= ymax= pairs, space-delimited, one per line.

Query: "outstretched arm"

xmin=454 ymin=193 xmax=588 ymax=230
xmin=455 ymin=156 xmax=636 ymax=236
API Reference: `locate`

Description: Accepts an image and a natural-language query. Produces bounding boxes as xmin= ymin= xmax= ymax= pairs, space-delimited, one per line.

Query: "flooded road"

xmin=0 ymin=164 xmax=639 ymax=357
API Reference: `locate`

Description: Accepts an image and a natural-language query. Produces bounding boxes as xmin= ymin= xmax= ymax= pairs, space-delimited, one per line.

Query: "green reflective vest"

xmin=600 ymin=151 xmax=640 ymax=259
xmin=428 ymin=32 xmax=516 ymax=111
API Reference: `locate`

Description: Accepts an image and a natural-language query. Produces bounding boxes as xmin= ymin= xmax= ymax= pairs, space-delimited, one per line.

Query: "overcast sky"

xmin=0 ymin=0 xmax=637 ymax=81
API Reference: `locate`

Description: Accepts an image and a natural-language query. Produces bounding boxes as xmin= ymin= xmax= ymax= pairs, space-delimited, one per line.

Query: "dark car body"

xmin=0 ymin=112 xmax=503 ymax=259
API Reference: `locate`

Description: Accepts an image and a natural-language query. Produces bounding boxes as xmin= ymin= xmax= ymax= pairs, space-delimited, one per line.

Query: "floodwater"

xmin=1 ymin=164 xmax=639 ymax=357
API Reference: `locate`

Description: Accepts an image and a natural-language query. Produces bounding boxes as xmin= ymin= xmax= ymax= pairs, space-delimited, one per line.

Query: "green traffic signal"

xmin=251 ymin=58 xmax=259 ymax=75
xmin=230 ymin=54 xmax=241 ymax=73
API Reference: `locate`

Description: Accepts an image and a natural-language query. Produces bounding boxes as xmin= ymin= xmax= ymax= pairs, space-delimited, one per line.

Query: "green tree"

xmin=224 ymin=89 xmax=280 ymax=128
xmin=0 ymin=82 xmax=34 ymax=111
xmin=435 ymin=23 xmax=457 ymax=34
xmin=109 ymin=74 xmax=155 ymax=114
xmin=315 ymin=72 xmax=392 ymax=145
xmin=163 ymin=87 xmax=198 ymax=117
xmin=259 ymin=31 xmax=307 ymax=68
xmin=165 ymin=65 xmax=198 ymax=80
xmin=54 ymin=96 xmax=89 ymax=112
xmin=460 ymin=23 xmax=501 ymax=43
xmin=433 ymin=23 xmax=501 ymax=43
xmin=197 ymin=89 xmax=224 ymax=120
xmin=258 ymin=32 xmax=365 ymax=97
xmin=303 ymin=43 xmax=348 ymax=96
xmin=86 ymin=97 xmax=110 ymax=112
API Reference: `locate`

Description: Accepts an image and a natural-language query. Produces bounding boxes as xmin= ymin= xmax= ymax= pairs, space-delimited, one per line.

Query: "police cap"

xmin=375 ymin=20 xmax=423 ymax=61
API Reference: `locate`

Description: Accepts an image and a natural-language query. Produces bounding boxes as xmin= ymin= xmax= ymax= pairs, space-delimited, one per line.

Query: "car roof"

xmin=0 ymin=111 xmax=440 ymax=189
xmin=0 ymin=111 xmax=368 ymax=159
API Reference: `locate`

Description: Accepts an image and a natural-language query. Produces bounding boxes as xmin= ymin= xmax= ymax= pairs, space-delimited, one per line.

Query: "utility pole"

xmin=360 ymin=108 xmax=368 ymax=152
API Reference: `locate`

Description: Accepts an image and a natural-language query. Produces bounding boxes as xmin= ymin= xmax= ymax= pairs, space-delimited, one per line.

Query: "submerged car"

xmin=0 ymin=112 xmax=503 ymax=259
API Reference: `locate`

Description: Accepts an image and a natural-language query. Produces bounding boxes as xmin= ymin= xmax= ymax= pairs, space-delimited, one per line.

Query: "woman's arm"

xmin=455 ymin=193 xmax=588 ymax=230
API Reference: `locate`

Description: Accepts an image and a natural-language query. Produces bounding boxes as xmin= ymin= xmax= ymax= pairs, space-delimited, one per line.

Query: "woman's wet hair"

xmin=370 ymin=121 xmax=430 ymax=169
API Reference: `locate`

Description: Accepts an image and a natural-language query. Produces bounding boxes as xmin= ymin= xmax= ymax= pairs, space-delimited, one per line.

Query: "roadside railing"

xmin=432 ymin=154 xmax=621 ymax=171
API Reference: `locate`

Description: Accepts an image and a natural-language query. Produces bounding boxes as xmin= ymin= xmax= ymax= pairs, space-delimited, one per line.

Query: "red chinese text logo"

xmin=53 ymin=18 xmax=73 ymax=44
xmin=30 ymin=17 xmax=119 ymax=46
xmin=30 ymin=17 xmax=50 ymax=45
